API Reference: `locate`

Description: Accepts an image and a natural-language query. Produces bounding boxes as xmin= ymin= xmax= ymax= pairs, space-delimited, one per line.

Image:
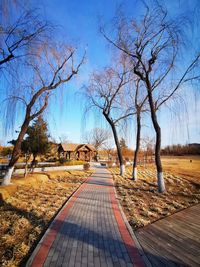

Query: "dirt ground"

xmin=0 ymin=170 xmax=93 ymax=267
xmin=109 ymin=160 xmax=200 ymax=231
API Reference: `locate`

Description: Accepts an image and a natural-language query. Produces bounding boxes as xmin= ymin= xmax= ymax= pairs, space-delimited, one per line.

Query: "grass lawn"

xmin=0 ymin=170 xmax=93 ymax=267
xmin=110 ymin=159 xmax=200 ymax=231
xmin=162 ymin=155 xmax=200 ymax=184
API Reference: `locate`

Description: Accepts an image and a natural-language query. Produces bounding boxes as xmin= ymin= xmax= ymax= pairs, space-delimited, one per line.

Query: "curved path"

xmin=26 ymin=167 xmax=146 ymax=267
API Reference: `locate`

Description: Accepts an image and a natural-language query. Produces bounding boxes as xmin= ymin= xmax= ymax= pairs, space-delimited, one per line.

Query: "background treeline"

xmin=161 ymin=144 xmax=200 ymax=156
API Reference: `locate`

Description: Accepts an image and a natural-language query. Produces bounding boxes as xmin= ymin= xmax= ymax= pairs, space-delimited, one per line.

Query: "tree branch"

xmin=157 ymin=53 xmax=200 ymax=108
xmin=30 ymin=93 xmax=49 ymax=120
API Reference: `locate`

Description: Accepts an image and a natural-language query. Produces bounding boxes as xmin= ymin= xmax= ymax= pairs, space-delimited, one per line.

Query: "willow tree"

xmin=0 ymin=9 xmax=49 ymax=67
xmin=84 ymin=128 xmax=111 ymax=150
xmin=102 ymin=4 xmax=200 ymax=192
xmin=85 ymin=58 xmax=135 ymax=176
xmin=131 ymin=78 xmax=148 ymax=180
xmin=2 ymin=43 xmax=84 ymax=185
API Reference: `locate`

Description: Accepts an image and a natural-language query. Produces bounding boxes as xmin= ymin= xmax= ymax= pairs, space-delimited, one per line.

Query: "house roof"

xmin=59 ymin=143 xmax=96 ymax=152
xmin=77 ymin=144 xmax=96 ymax=152
xmin=60 ymin=143 xmax=79 ymax=152
xmin=85 ymin=144 xmax=96 ymax=151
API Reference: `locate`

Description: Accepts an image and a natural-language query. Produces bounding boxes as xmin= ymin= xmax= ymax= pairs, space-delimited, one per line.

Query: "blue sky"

xmin=0 ymin=0 xmax=199 ymax=147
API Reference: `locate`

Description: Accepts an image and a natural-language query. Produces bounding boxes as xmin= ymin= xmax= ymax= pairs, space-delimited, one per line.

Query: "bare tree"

xmin=130 ymin=78 xmax=148 ymax=180
xmin=102 ymin=4 xmax=200 ymax=192
xmin=85 ymin=58 xmax=135 ymax=176
xmin=1 ymin=43 xmax=85 ymax=185
xmin=84 ymin=127 xmax=111 ymax=150
xmin=103 ymin=141 xmax=115 ymax=161
xmin=59 ymin=134 xmax=71 ymax=144
xmin=141 ymin=136 xmax=155 ymax=166
xmin=0 ymin=9 xmax=49 ymax=67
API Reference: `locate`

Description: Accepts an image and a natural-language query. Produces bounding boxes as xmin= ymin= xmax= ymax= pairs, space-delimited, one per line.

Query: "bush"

xmin=14 ymin=160 xmax=86 ymax=169
xmin=83 ymin=163 xmax=90 ymax=171
xmin=107 ymin=161 xmax=114 ymax=168
xmin=59 ymin=158 xmax=67 ymax=164
xmin=32 ymin=160 xmax=38 ymax=166
xmin=58 ymin=160 xmax=86 ymax=166
xmin=47 ymin=157 xmax=58 ymax=162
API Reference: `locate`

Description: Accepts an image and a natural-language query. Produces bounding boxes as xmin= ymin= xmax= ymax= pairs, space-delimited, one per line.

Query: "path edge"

xmin=26 ymin=174 xmax=92 ymax=267
xmin=112 ymin=182 xmax=152 ymax=267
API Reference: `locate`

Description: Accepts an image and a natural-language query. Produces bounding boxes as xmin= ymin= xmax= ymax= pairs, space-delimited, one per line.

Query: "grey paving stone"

xmin=56 ymin=256 xmax=64 ymax=267
xmin=81 ymin=256 xmax=87 ymax=265
xmin=88 ymin=251 xmax=94 ymax=264
xmin=34 ymin=168 xmax=137 ymax=267
xmin=43 ymin=256 xmax=52 ymax=267
xmin=51 ymin=250 xmax=59 ymax=263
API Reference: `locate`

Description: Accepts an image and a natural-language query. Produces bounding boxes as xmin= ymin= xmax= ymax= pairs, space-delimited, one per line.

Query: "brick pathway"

xmin=26 ymin=168 xmax=145 ymax=267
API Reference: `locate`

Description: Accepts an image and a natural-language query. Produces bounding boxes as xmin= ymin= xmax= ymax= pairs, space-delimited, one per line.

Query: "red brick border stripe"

xmin=110 ymin=187 xmax=146 ymax=267
xmin=29 ymin=176 xmax=92 ymax=267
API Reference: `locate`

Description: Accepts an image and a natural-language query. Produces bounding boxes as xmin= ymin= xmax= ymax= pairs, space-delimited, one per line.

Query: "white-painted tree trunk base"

xmin=132 ymin=167 xmax=137 ymax=180
xmin=1 ymin=166 xmax=14 ymax=186
xmin=120 ymin=164 xmax=125 ymax=176
xmin=24 ymin=166 xmax=28 ymax=178
xmin=157 ymin=172 xmax=166 ymax=193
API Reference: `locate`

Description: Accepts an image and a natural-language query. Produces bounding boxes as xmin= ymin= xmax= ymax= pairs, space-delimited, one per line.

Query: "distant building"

xmin=58 ymin=143 xmax=97 ymax=161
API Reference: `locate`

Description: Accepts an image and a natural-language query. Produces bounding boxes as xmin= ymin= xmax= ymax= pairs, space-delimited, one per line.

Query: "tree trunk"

xmin=24 ymin=164 xmax=28 ymax=178
xmin=146 ymin=78 xmax=165 ymax=193
xmin=1 ymin=91 xmax=49 ymax=186
xmin=24 ymin=153 xmax=30 ymax=178
xmin=103 ymin=112 xmax=125 ymax=176
xmin=1 ymin=116 xmax=30 ymax=185
xmin=31 ymin=154 xmax=37 ymax=173
xmin=132 ymin=111 xmax=141 ymax=180
xmin=1 ymin=166 xmax=14 ymax=186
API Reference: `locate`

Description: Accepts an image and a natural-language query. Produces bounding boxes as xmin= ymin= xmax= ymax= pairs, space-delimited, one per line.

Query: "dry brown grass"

xmin=110 ymin=165 xmax=200 ymax=231
xmin=161 ymin=155 xmax=200 ymax=184
xmin=0 ymin=170 xmax=93 ymax=267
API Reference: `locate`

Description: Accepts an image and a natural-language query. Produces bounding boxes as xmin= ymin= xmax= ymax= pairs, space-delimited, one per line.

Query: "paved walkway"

xmin=27 ymin=168 xmax=146 ymax=267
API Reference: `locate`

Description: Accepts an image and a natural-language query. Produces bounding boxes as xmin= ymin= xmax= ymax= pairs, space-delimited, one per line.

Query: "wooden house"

xmin=58 ymin=143 xmax=97 ymax=161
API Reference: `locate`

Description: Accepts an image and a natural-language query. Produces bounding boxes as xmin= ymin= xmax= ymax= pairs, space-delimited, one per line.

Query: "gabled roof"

xmin=85 ymin=144 xmax=96 ymax=151
xmin=60 ymin=143 xmax=79 ymax=152
xmin=59 ymin=143 xmax=96 ymax=152
xmin=77 ymin=144 xmax=89 ymax=152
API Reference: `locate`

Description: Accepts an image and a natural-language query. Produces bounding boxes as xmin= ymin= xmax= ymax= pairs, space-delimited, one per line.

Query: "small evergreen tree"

xmin=8 ymin=116 xmax=50 ymax=177
xmin=24 ymin=116 xmax=50 ymax=163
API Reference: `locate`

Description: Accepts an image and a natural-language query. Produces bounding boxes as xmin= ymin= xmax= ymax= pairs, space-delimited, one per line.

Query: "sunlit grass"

xmin=0 ymin=170 xmax=93 ymax=267
xmin=110 ymin=165 xmax=200 ymax=230
xmin=161 ymin=155 xmax=200 ymax=184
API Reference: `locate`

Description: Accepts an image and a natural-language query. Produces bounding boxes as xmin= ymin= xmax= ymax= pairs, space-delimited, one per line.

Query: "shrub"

xmin=47 ymin=157 xmax=57 ymax=162
xmin=61 ymin=160 xmax=86 ymax=166
xmin=32 ymin=160 xmax=38 ymax=166
xmin=83 ymin=163 xmax=90 ymax=171
xmin=107 ymin=161 xmax=114 ymax=168
xmin=59 ymin=158 xmax=67 ymax=164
